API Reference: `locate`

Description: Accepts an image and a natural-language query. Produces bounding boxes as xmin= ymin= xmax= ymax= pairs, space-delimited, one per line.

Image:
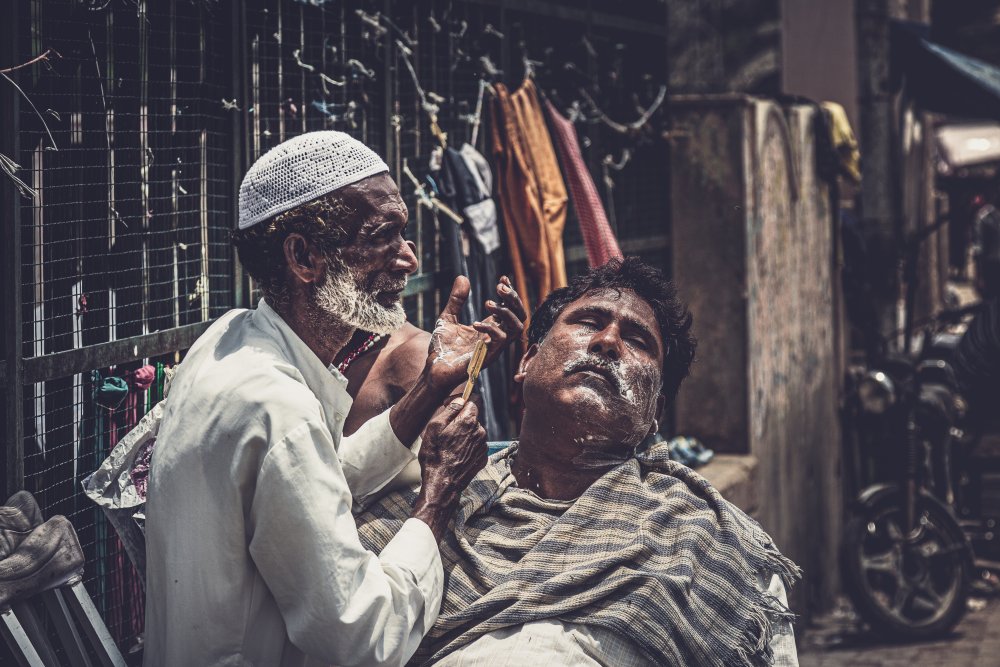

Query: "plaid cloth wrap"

xmin=356 ymin=442 xmax=800 ymax=667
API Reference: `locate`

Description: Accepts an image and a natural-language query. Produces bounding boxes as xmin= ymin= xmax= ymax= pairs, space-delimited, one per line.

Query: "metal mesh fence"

xmin=4 ymin=0 xmax=669 ymax=661
xmin=9 ymin=0 xmax=234 ymax=659
xmin=18 ymin=0 xmax=234 ymax=357
xmin=21 ymin=358 xmax=173 ymax=660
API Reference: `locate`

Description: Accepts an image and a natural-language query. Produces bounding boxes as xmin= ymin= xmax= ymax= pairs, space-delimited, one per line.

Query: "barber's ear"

xmin=513 ymin=343 xmax=539 ymax=385
xmin=283 ymin=233 xmax=326 ymax=285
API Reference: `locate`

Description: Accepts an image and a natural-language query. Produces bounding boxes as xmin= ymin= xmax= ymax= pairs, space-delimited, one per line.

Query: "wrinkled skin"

xmin=513 ymin=289 xmax=666 ymax=499
xmin=334 ymin=175 xmax=526 ymax=391
xmin=425 ymin=274 xmax=526 ymax=392
xmin=334 ymin=173 xmax=419 ymax=307
xmin=279 ymin=172 xmax=527 ymax=540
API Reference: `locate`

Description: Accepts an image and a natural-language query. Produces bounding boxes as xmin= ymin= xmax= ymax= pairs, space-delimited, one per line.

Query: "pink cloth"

xmin=132 ymin=365 xmax=156 ymax=391
xmin=544 ymin=100 xmax=622 ymax=267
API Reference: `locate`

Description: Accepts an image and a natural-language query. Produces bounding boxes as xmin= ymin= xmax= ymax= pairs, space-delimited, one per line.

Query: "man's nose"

xmin=588 ymin=326 xmax=623 ymax=362
xmin=395 ymin=239 xmax=419 ymax=275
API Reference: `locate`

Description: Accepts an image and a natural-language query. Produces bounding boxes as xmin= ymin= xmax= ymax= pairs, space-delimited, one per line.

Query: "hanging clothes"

xmin=544 ymin=100 xmax=623 ymax=268
xmin=489 ymin=79 xmax=569 ymax=315
xmin=91 ymin=373 xmax=128 ymax=620
xmin=432 ymin=145 xmax=511 ymax=439
xmin=820 ymin=101 xmax=861 ymax=184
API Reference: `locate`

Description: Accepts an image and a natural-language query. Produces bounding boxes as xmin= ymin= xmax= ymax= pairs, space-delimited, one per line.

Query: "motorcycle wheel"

xmin=842 ymin=491 xmax=970 ymax=640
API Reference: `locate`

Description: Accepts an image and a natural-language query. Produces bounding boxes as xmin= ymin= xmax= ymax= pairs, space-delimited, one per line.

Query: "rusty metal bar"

xmin=23 ymin=322 xmax=212 ymax=385
xmin=3 ymin=0 xmax=25 ymax=498
xmin=232 ymin=0 xmax=248 ymax=308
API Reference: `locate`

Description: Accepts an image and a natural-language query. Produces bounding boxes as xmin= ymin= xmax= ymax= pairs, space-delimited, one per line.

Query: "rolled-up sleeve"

xmin=248 ymin=420 xmax=442 ymax=666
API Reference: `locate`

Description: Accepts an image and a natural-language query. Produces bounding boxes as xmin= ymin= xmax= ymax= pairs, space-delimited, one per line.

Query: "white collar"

xmin=252 ymin=299 xmax=352 ymax=422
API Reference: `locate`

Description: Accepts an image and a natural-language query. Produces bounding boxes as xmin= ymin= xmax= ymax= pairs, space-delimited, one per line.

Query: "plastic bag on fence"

xmin=81 ymin=369 xmax=173 ymax=583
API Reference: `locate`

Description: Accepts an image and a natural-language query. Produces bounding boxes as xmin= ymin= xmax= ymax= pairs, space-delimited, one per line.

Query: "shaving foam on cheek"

xmin=623 ymin=363 xmax=662 ymax=418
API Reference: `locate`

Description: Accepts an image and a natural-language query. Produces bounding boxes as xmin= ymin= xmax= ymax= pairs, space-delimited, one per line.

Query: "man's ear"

xmin=513 ymin=343 xmax=539 ymax=385
xmin=283 ymin=233 xmax=326 ymax=286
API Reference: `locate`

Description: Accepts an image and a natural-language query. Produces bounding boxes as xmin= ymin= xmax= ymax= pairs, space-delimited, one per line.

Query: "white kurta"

xmin=144 ymin=300 xmax=442 ymax=667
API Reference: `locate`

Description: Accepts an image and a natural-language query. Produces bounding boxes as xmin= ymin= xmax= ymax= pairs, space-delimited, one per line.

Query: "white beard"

xmin=313 ymin=264 xmax=407 ymax=335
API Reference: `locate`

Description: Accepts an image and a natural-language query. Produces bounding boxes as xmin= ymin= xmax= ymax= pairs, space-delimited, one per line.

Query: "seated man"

xmin=356 ymin=257 xmax=800 ymax=666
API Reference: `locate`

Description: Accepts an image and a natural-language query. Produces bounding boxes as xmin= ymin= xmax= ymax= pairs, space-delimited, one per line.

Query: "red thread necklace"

xmin=337 ymin=332 xmax=385 ymax=373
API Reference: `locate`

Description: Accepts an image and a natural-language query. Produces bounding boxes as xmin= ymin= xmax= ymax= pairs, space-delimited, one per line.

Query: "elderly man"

xmin=357 ymin=258 xmax=800 ymax=667
xmin=143 ymin=131 xmax=525 ymax=667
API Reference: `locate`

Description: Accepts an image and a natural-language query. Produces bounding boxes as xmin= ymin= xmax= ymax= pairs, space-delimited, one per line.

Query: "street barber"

xmin=357 ymin=258 xmax=800 ymax=666
xmin=143 ymin=131 xmax=525 ymax=667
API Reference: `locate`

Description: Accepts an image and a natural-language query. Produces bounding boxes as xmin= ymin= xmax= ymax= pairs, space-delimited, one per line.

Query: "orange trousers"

xmin=490 ymin=79 xmax=568 ymax=316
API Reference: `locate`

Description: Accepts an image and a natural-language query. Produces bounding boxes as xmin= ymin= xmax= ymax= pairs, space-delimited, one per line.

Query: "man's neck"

xmin=270 ymin=299 xmax=354 ymax=367
xmin=511 ymin=416 xmax=613 ymax=501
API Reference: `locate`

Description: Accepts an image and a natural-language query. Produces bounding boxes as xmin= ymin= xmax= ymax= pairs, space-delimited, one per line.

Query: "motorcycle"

xmin=920 ymin=305 xmax=1000 ymax=567
xmin=841 ymin=345 xmax=974 ymax=639
xmin=840 ymin=217 xmax=976 ymax=640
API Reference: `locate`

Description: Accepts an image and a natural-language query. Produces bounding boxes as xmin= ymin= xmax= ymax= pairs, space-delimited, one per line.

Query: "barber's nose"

xmin=395 ymin=239 xmax=419 ymax=275
xmin=589 ymin=326 xmax=622 ymax=362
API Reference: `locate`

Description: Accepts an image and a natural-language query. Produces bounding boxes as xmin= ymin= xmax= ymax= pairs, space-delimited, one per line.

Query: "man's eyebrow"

xmin=360 ymin=205 xmax=408 ymax=234
xmin=363 ymin=218 xmax=406 ymax=234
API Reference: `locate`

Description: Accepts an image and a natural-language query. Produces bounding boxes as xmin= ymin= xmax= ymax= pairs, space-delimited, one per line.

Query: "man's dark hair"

xmin=527 ymin=257 xmax=697 ymax=400
xmin=231 ymin=194 xmax=354 ymax=306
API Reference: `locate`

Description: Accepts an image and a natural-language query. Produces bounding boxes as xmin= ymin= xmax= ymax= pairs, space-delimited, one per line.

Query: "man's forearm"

xmin=410 ymin=496 xmax=454 ymax=542
xmin=388 ymin=370 xmax=450 ymax=448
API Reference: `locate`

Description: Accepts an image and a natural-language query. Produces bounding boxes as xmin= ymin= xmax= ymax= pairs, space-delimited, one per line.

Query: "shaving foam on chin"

xmin=571 ymin=443 xmax=639 ymax=469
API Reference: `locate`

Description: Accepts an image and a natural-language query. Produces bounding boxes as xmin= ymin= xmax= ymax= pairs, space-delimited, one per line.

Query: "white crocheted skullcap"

xmin=237 ymin=131 xmax=389 ymax=230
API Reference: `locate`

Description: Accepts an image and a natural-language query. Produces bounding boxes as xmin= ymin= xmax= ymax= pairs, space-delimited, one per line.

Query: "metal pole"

xmin=232 ymin=0 xmax=248 ymax=308
xmin=856 ymin=0 xmax=903 ymax=346
xmin=2 ymin=0 xmax=25 ymax=498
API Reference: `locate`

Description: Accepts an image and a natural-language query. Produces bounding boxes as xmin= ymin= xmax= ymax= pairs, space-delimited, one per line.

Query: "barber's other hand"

xmin=411 ymin=396 xmax=487 ymax=541
xmin=424 ymin=275 xmax=526 ymax=392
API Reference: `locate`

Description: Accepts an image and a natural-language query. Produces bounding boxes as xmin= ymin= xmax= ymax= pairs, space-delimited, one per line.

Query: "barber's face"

xmin=335 ymin=173 xmax=419 ymax=306
xmin=518 ymin=289 xmax=665 ymax=452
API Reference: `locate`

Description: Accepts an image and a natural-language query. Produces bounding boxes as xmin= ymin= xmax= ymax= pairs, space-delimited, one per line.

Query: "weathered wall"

xmin=670 ymin=96 xmax=752 ymax=454
xmin=666 ymin=0 xmax=782 ymax=95
xmin=781 ymin=0 xmax=859 ymax=130
xmin=670 ymin=95 xmax=843 ymax=617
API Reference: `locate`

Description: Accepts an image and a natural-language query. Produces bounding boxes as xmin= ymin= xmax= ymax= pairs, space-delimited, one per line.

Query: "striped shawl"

xmin=356 ymin=443 xmax=800 ymax=666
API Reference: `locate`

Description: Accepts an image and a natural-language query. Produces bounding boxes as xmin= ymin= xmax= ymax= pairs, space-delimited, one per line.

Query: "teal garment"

xmin=95 ymin=374 xmax=129 ymax=410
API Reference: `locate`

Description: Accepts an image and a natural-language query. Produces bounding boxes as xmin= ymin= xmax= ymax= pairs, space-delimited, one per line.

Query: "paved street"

xmin=799 ymin=595 xmax=1000 ymax=667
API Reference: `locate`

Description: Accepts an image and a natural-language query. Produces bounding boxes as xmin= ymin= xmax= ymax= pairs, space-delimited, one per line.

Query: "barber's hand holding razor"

xmin=412 ymin=395 xmax=487 ymax=541
xmin=388 ymin=274 xmax=523 ymax=526
xmin=424 ymin=275 xmax=526 ymax=392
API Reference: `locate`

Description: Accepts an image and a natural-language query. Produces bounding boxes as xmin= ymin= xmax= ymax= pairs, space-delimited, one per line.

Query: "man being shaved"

xmin=357 ymin=258 xmax=800 ymax=667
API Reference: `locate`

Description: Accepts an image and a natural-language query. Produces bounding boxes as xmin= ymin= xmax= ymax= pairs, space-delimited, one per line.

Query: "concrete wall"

xmin=670 ymin=95 xmax=843 ymax=617
xmin=781 ymin=0 xmax=859 ymax=130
